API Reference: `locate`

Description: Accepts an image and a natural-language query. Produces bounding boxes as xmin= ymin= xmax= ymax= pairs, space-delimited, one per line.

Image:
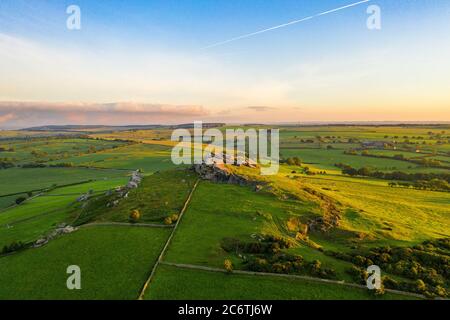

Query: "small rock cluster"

xmin=204 ymin=153 xmax=257 ymax=168
xmin=76 ymin=189 xmax=94 ymax=202
xmin=106 ymin=170 xmax=143 ymax=208
xmin=34 ymin=224 xmax=78 ymax=248
xmin=127 ymin=170 xmax=143 ymax=189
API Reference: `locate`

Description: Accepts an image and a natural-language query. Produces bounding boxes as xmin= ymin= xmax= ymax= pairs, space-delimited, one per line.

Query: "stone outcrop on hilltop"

xmin=193 ymin=153 xmax=261 ymax=190
xmin=106 ymin=169 xmax=143 ymax=207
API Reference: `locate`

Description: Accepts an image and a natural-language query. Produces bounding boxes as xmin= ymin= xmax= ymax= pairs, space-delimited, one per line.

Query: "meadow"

xmin=0 ymin=167 xmax=127 ymax=197
xmin=145 ymin=264 xmax=414 ymax=300
xmin=0 ymin=226 xmax=170 ymax=299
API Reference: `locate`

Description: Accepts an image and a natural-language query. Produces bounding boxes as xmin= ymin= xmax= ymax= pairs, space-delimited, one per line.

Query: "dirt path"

xmin=137 ymin=179 xmax=200 ymax=300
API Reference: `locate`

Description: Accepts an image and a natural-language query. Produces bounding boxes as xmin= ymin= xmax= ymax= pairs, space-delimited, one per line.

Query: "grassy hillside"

xmin=73 ymin=169 xmax=196 ymax=225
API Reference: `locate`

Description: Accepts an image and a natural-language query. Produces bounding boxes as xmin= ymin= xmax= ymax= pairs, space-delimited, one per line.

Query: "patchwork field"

xmin=0 ymin=125 xmax=448 ymax=300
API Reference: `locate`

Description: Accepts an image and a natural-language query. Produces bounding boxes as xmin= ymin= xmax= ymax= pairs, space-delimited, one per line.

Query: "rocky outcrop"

xmin=127 ymin=170 xmax=143 ymax=189
xmin=193 ymin=163 xmax=261 ymax=190
xmin=106 ymin=170 xmax=143 ymax=207
xmin=34 ymin=224 xmax=78 ymax=248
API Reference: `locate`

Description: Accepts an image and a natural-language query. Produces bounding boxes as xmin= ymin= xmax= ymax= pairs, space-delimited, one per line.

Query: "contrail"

xmin=202 ymin=0 xmax=371 ymax=49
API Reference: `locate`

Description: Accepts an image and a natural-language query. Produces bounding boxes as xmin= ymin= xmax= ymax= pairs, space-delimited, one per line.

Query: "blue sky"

xmin=0 ymin=0 xmax=449 ymax=126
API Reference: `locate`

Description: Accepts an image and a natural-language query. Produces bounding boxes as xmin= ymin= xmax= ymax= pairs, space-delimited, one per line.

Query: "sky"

xmin=0 ymin=0 xmax=449 ymax=127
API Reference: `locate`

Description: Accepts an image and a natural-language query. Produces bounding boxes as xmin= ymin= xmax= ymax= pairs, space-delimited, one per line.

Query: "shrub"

xmin=1 ymin=241 xmax=26 ymax=255
xmin=415 ymin=279 xmax=427 ymax=293
xmin=15 ymin=196 xmax=26 ymax=205
xmin=224 ymin=259 xmax=233 ymax=273
xmin=129 ymin=209 xmax=141 ymax=222
xmin=382 ymin=276 xmax=399 ymax=290
xmin=373 ymin=286 xmax=386 ymax=296
xmin=164 ymin=216 xmax=173 ymax=225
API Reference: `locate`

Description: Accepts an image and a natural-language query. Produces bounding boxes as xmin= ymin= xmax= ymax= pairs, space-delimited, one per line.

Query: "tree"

xmin=293 ymin=157 xmax=302 ymax=166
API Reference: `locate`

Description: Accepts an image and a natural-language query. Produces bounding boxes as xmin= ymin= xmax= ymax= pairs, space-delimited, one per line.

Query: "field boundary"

xmin=159 ymin=261 xmax=426 ymax=300
xmin=82 ymin=222 xmax=173 ymax=228
xmin=137 ymin=179 xmax=200 ymax=300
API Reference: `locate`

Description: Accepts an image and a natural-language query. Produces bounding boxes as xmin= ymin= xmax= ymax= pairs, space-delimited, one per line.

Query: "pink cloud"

xmin=0 ymin=101 xmax=210 ymax=127
xmin=0 ymin=112 xmax=15 ymax=124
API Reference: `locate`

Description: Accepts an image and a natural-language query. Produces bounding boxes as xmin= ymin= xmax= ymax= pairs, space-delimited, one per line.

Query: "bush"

xmin=21 ymin=163 xmax=47 ymax=168
xmin=129 ymin=209 xmax=141 ymax=222
xmin=15 ymin=196 xmax=27 ymax=205
xmin=1 ymin=241 xmax=26 ymax=255
xmin=164 ymin=216 xmax=173 ymax=225
xmin=415 ymin=279 xmax=427 ymax=293
xmin=224 ymin=259 xmax=233 ymax=273
xmin=382 ymin=276 xmax=399 ymax=290
xmin=285 ymin=157 xmax=302 ymax=166
xmin=49 ymin=162 xmax=74 ymax=168
xmin=373 ymin=286 xmax=386 ymax=296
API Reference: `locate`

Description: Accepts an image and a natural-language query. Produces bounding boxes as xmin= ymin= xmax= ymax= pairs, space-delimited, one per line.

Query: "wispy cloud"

xmin=0 ymin=113 xmax=15 ymax=124
xmin=246 ymin=106 xmax=276 ymax=112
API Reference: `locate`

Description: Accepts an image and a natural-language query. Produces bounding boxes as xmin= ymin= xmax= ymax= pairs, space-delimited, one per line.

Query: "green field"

xmin=0 ymin=178 xmax=129 ymax=247
xmin=281 ymin=148 xmax=417 ymax=171
xmin=0 ymin=226 xmax=170 ymax=300
xmin=164 ymin=181 xmax=317 ymax=268
xmin=1 ymin=138 xmax=125 ymax=164
xmin=74 ymin=169 xmax=196 ymax=225
xmin=145 ymin=265 xmax=414 ymax=300
xmin=49 ymin=143 xmax=176 ymax=173
xmin=0 ymin=167 xmax=128 ymax=197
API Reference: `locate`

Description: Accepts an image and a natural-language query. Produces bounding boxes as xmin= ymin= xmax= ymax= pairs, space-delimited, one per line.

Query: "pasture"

xmin=145 ymin=265 xmax=414 ymax=300
xmin=0 ymin=226 xmax=170 ymax=299
xmin=0 ymin=167 xmax=128 ymax=197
